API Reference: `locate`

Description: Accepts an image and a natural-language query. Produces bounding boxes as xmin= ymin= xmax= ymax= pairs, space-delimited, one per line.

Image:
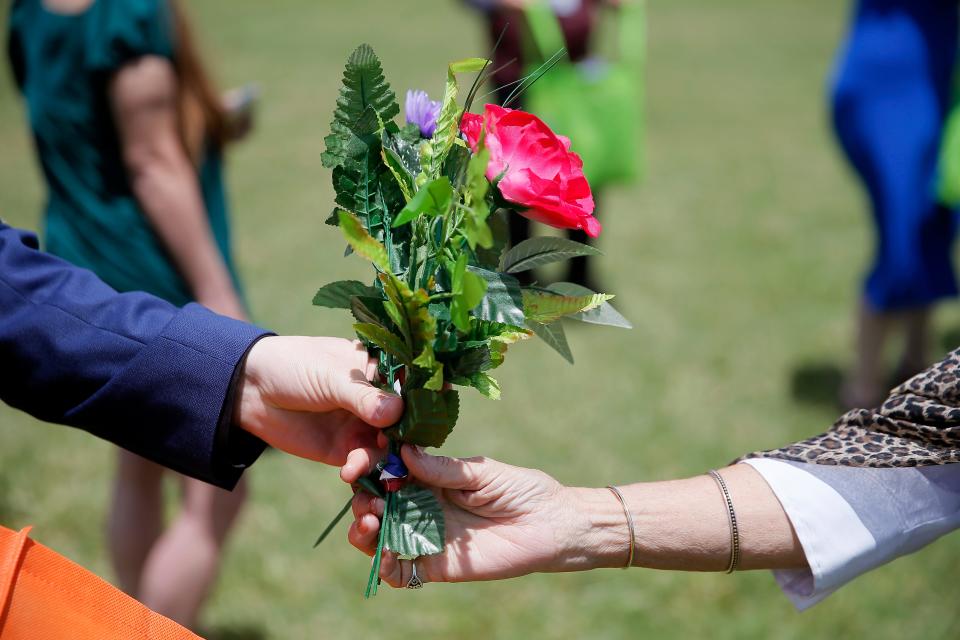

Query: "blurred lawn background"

xmin=2 ymin=0 xmax=960 ymax=638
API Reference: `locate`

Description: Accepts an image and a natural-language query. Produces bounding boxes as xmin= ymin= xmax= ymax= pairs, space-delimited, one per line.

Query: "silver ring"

xmin=406 ymin=560 xmax=424 ymax=589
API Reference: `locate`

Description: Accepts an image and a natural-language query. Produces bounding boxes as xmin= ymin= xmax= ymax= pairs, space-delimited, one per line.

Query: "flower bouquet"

xmin=313 ymin=44 xmax=631 ymax=596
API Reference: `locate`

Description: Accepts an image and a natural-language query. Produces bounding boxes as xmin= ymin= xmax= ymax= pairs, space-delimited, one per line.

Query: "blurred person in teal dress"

xmin=8 ymin=0 xmax=257 ymax=629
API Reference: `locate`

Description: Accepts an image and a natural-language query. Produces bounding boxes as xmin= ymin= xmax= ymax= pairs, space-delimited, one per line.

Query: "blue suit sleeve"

xmin=0 ymin=223 xmax=271 ymax=489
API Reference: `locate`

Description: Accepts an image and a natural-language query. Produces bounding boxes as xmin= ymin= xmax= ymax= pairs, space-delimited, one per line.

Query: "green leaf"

xmin=384 ymin=484 xmax=445 ymax=558
xmin=350 ymin=296 xmax=392 ymax=328
xmin=312 ymin=280 xmax=380 ymax=309
xmin=413 ymin=344 xmax=444 ymax=391
xmin=468 ymin=372 xmax=501 ymax=400
xmin=353 ymin=323 xmax=413 ymax=365
xmin=528 ymin=320 xmax=574 ymax=364
xmin=392 ymin=177 xmax=454 ymax=228
xmin=447 ymin=254 xmax=488 ymax=332
xmin=467 ymin=266 xmax=526 ymax=327
xmin=387 ymin=388 xmax=460 ymax=447
xmin=379 ymin=273 xmax=436 ymax=355
xmin=445 ymin=346 xmax=493 ymax=378
xmin=421 ymin=58 xmax=488 ymax=180
xmin=381 ymin=150 xmax=414 ymax=203
xmin=501 ymin=237 xmax=602 ymax=274
xmin=475 ymin=209 xmax=511 ymax=271
xmin=338 ymin=210 xmax=389 ymax=271
xmin=449 ymin=57 xmax=489 ymax=74
xmin=461 ymin=148 xmax=493 ymax=250
xmin=547 ymin=282 xmax=633 ymax=329
xmin=322 ymin=44 xmax=400 ymax=169
xmin=522 ymin=289 xmax=613 ymax=324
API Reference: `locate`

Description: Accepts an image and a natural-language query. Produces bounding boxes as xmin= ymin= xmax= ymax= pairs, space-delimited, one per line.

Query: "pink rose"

xmin=460 ymin=104 xmax=600 ymax=237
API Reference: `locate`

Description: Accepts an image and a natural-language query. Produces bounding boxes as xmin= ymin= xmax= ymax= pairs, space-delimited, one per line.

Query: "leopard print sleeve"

xmin=739 ymin=349 xmax=960 ymax=467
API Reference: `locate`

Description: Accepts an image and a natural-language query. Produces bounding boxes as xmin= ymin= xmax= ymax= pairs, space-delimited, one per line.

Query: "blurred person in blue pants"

xmin=832 ymin=0 xmax=959 ymax=407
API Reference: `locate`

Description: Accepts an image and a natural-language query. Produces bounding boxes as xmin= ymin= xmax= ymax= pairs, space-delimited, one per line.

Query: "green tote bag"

xmin=522 ymin=1 xmax=645 ymax=189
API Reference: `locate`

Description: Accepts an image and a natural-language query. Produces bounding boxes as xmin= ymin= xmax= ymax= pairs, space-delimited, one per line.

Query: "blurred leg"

xmin=138 ymin=474 xmax=248 ymax=629
xmin=898 ymin=307 xmax=932 ymax=380
xmin=844 ymin=299 xmax=893 ymax=408
xmin=107 ymin=449 xmax=165 ymax=595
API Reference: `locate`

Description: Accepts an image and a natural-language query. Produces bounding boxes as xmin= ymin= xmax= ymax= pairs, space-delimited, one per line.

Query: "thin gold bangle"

xmin=606 ymin=485 xmax=635 ymax=569
xmin=707 ymin=469 xmax=741 ymax=573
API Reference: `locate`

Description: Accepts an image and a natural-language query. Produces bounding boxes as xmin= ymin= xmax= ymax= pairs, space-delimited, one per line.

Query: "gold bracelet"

xmin=606 ymin=485 xmax=635 ymax=569
xmin=707 ymin=469 xmax=741 ymax=573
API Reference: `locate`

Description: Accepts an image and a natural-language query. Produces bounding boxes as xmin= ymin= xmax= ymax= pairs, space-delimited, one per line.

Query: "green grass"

xmin=2 ymin=1 xmax=960 ymax=638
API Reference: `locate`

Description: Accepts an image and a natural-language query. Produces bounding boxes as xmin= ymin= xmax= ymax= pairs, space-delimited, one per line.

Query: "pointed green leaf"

xmin=522 ymin=289 xmax=613 ymax=324
xmin=528 ymin=320 xmax=574 ymax=364
xmin=468 ymin=372 xmax=501 ymax=400
xmin=338 ymin=210 xmax=389 ymax=271
xmin=421 ymin=58 xmax=487 ymax=180
xmin=461 ymin=148 xmax=493 ymax=249
xmin=350 ymin=296 xmax=392 ymax=328
xmin=449 ymin=57 xmax=489 ymax=74
xmin=448 ymin=255 xmax=488 ymax=332
xmin=379 ymin=273 xmax=436 ymax=355
xmin=501 ymin=237 xmax=602 ymax=274
xmin=353 ymin=323 xmax=413 ymax=365
xmin=547 ymin=282 xmax=633 ymax=329
xmin=323 ymin=44 xmax=400 ymax=169
xmin=392 ymin=177 xmax=454 ymax=228
xmin=387 ymin=388 xmax=460 ymax=447
xmin=313 ymin=280 xmax=380 ymax=309
xmin=384 ymin=484 xmax=445 ymax=557
xmin=467 ymin=266 xmax=526 ymax=326
xmin=413 ymin=344 xmax=444 ymax=391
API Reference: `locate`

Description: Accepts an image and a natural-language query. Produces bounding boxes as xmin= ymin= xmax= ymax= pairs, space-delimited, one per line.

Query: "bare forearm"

xmin=131 ymin=161 xmax=239 ymax=309
xmin=565 ymin=464 xmax=807 ymax=573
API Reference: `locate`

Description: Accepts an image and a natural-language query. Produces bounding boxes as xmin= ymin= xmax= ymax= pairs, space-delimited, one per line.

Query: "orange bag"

xmin=0 ymin=525 xmax=199 ymax=640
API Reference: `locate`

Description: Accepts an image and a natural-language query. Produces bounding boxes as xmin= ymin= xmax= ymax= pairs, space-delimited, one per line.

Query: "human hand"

xmin=343 ymin=446 xmax=616 ymax=586
xmin=234 ymin=337 xmax=403 ymax=465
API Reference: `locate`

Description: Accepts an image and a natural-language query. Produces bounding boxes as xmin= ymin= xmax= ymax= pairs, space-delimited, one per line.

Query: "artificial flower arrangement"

xmin=313 ymin=44 xmax=630 ymax=596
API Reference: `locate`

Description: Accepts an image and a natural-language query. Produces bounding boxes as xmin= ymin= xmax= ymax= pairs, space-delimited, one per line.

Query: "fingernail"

xmin=411 ymin=445 xmax=425 ymax=457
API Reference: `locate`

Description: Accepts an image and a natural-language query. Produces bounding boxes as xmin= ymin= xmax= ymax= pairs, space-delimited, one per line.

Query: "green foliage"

xmin=379 ymin=273 xmax=436 ymax=356
xmin=392 ymin=176 xmax=454 ymax=228
xmin=381 ymin=137 xmax=415 ymax=202
xmin=420 ymin=57 xmax=488 ymax=180
xmin=501 ymin=236 xmax=602 ymax=274
xmin=338 ymin=210 xmax=389 ymax=271
xmin=522 ymin=289 xmax=613 ymax=324
xmin=467 ymin=266 xmax=526 ymax=326
xmin=461 ymin=148 xmax=493 ymax=249
xmin=322 ymin=44 xmax=399 ymax=169
xmin=350 ymin=295 xmax=392 ymax=328
xmin=467 ymin=372 xmax=501 ymax=399
xmin=528 ymin=320 xmax=574 ymax=364
xmin=386 ymin=388 xmax=460 ymax=447
xmin=447 ymin=254 xmax=488 ymax=332
xmin=547 ymin=282 xmax=633 ymax=328
xmin=384 ymin=484 xmax=445 ymax=558
xmin=353 ymin=323 xmax=413 ymax=365
xmin=312 ymin=280 xmax=379 ymax=309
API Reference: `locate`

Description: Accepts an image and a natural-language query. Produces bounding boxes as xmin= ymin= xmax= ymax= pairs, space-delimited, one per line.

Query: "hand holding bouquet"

xmin=313 ymin=44 xmax=629 ymax=596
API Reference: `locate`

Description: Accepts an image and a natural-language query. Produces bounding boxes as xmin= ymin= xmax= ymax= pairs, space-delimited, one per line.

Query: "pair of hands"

xmin=234 ymin=336 xmax=600 ymax=586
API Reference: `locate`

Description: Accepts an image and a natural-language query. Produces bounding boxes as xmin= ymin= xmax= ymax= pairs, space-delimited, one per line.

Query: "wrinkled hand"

xmin=342 ymin=446 xmax=588 ymax=586
xmin=235 ymin=337 xmax=403 ymax=465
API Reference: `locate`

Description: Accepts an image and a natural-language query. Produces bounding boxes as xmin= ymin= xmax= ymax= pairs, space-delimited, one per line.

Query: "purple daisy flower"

xmin=405 ymin=89 xmax=441 ymax=138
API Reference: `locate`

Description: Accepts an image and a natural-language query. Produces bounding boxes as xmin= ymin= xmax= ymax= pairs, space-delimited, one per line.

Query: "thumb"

xmin=402 ymin=446 xmax=489 ymax=491
xmin=330 ymin=376 xmax=404 ymax=427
